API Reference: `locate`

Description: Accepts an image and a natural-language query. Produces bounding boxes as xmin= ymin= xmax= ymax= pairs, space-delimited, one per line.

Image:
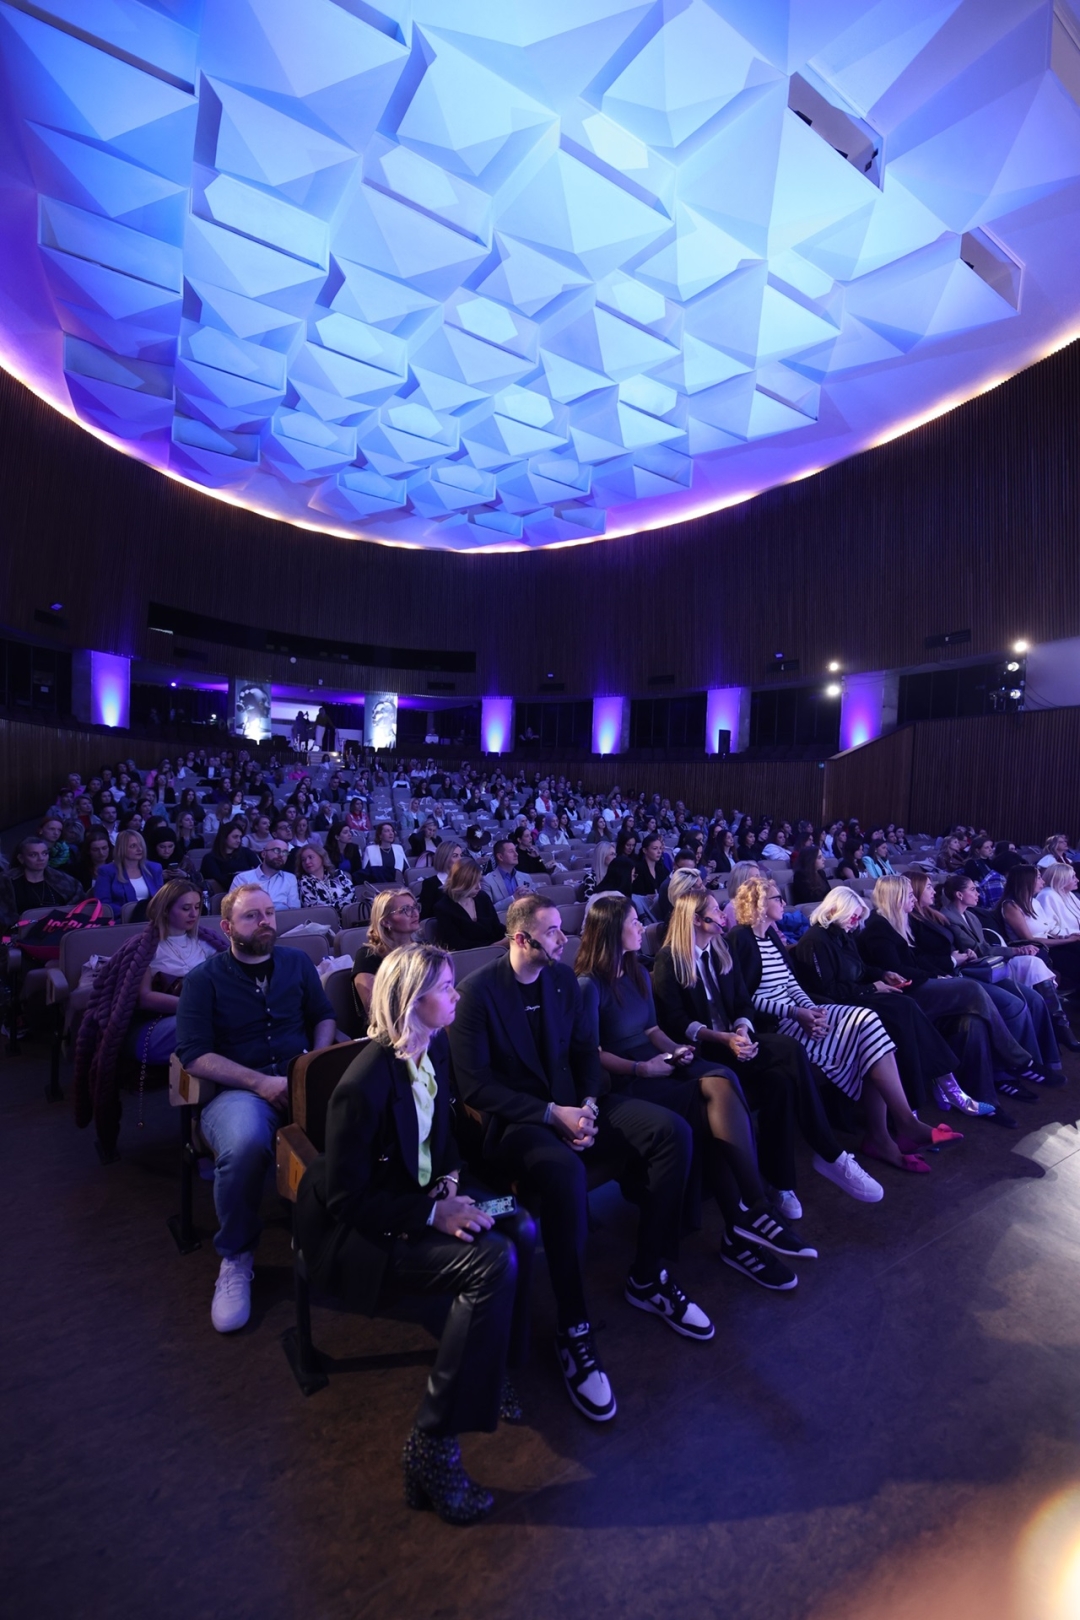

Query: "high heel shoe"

xmin=897 ymin=1124 xmax=963 ymax=1155
xmin=934 ymin=1076 xmax=995 ymax=1117
xmin=402 ymin=1429 xmax=494 ymax=1526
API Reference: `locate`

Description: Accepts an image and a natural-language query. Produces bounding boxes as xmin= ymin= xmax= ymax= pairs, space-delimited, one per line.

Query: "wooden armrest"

xmin=276 ymin=1123 xmax=317 ymax=1201
xmin=168 ymin=1052 xmax=210 ymax=1107
xmin=44 ymin=966 xmax=69 ymax=1003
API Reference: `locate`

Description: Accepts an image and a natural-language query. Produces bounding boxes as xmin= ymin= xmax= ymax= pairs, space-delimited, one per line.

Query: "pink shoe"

xmin=860 ymin=1139 xmax=931 ymax=1175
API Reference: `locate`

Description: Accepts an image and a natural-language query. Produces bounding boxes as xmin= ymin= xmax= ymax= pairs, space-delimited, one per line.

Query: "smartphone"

xmin=474 ymin=1196 xmax=518 ymax=1219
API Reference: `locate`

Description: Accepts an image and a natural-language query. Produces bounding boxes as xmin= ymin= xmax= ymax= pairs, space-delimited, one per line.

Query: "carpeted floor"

xmin=3 ymin=1037 xmax=1080 ymax=1620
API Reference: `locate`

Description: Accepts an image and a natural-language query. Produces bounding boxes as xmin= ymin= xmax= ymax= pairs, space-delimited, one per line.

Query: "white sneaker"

xmin=769 ymin=1187 xmax=803 ymax=1222
xmin=211 ymin=1251 xmax=254 ymax=1333
xmin=812 ymin=1151 xmax=884 ymax=1204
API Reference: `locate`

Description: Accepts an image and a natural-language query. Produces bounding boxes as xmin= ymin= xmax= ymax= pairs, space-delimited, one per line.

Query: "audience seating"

xmin=42 ymin=921 xmax=142 ymax=1101
xmin=322 ymin=969 xmax=364 ymax=1040
xmin=334 ymin=926 xmax=369 ymax=957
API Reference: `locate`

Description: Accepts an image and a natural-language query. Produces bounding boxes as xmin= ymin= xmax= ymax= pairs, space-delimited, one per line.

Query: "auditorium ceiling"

xmin=3 ymin=0 xmax=1080 ymax=552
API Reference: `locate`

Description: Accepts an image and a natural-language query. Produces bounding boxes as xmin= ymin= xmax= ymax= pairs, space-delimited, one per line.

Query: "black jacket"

xmin=296 ymin=1033 xmax=459 ymax=1312
xmin=448 ymin=953 xmax=605 ymax=1149
xmin=432 ymin=891 xmax=504 ymax=951
xmin=792 ymin=923 xmax=883 ymax=1005
xmin=860 ymin=912 xmax=934 ymax=988
xmin=728 ymin=923 xmax=792 ymax=1006
xmin=602 ymin=855 xmax=635 ymax=896
xmin=651 ymin=942 xmax=761 ymax=1040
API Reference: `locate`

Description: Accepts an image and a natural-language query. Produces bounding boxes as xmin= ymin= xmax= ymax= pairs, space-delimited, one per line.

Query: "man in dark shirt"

xmin=449 ymin=894 xmax=711 ymax=1426
xmin=0 ymin=835 xmax=84 ymax=930
xmin=176 ymin=884 xmax=335 ymax=1334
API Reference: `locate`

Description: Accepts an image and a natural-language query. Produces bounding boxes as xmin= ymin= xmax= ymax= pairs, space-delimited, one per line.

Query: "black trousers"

xmin=489 ymin=1095 xmax=692 ymax=1331
xmin=719 ymin=1033 xmax=840 ymax=1188
xmin=382 ymin=1205 xmax=536 ymax=1438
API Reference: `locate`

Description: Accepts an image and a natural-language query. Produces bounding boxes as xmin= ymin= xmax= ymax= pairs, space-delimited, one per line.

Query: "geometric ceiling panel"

xmin=3 ymin=1 xmax=1080 ymax=549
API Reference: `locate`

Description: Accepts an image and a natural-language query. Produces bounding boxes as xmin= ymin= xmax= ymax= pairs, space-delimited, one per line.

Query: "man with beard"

xmin=176 ymin=885 xmax=335 ymax=1333
xmin=228 ymin=837 xmax=300 ymax=911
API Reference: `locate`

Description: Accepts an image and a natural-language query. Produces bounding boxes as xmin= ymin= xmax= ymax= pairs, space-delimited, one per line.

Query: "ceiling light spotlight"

xmin=1013 ymin=640 xmax=1029 ymax=654
xmin=827 ymin=661 xmax=840 ymax=672
xmin=1008 ymin=688 xmax=1023 ymax=700
xmin=1005 ymin=661 xmax=1020 ymax=672
xmin=825 ymin=683 xmax=841 ymax=698
xmin=289 ymin=656 xmax=297 ymax=664
xmin=49 ymin=601 xmax=63 ymax=612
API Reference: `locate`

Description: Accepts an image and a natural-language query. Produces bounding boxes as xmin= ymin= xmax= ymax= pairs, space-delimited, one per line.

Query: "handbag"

xmin=16 ymin=897 xmax=112 ymax=962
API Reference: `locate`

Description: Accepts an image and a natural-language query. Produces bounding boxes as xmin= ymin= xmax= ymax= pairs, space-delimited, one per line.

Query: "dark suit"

xmin=432 ymin=890 xmax=504 ymax=950
xmin=297 ymin=1033 xmax=534 ymax=1437
xmin=651 ymin=943 xmax=841 ymax=1188
xmin=449 ymin=954 xmax=691 ymax=1328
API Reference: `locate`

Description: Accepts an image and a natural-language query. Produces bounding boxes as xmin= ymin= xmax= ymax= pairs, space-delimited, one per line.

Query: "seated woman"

xmin=793 ymin=886 xmax=984 ymax=1114
xmin=909 ymin=872 xmax=1060 ymax=1085
xmin=833 ymin=839 xmax=866 ymax=882
xmin=200 ymin=820 xmax=253 ymax=891
xmin=362 ymin=821 xmax=408 ymax=884
xmin=630 ymin=832 xmax=669 ymax=915
xmin=73 ymin=879 xmax=225 ymax=1152
xmin=721 ymin=861 xmax=761 ymax=928
xmin=352 ymin=887 xmax=422 ymax=1028
xmin=729 ymin=876 xmax=950 ymax=1173
xmin=297 ymin=843 xmax=355 ymax=919
xmin=94 ymin=829 xmax=163 ymax=911
xmin=173 ymin=811 xmax=204 ymax=861
xmin=863 ymin=876 xmax=1036 ymax=1115
xmin=408 ymin=818 xmax=441 ymax=867
xmin=654 ymin=890 xmax=882 ymax=1212
xmin=791 ymin=846 xmax=830 ymax=907
xmin=861 ymin=840 xmax=896 ymax=880
xmin=295 ymin=944 xmax=536 ymax=1525
xmin=580 ymin=841 xmax=616 ymax=900
xmin=417 ymin=838 xmax=463 ymax=919
xmin=1034 ymin=861 xmax=1080 ymax=934
xmin=577 ymin=895 xmax=814 ymax=1292
xmin=602 ymin=830 xmax=638 ymax=898
xmin=432 ymin=858 xmax=504 ymax=951
xmin=74 ymin=829 xmax=113 ymax=896
xmin=1000 ymin=863 xmax=1080 ymax=994
xmin=514 ymin=825 xmax=553 ymax=877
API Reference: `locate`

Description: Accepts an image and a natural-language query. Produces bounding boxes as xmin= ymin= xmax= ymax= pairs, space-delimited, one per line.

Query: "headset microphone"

xmin=522 ymin=930 xmax=558 ymax=965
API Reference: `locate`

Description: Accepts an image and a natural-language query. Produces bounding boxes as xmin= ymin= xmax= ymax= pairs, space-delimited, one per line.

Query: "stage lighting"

xmin=1013 ymin=640 xmax=1030 ymax=654
xmin=825 ymin=683 xmax=841 ymax=697
xmin=827 ymin=661 xmax=840 ymax=672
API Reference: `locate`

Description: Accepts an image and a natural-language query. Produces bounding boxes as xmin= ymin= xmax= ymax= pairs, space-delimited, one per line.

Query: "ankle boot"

xmin=1054 ymin=1015 xmax=1080 ymax=1052
xmin=402 ymin=1429 xmax=494 ymax=1525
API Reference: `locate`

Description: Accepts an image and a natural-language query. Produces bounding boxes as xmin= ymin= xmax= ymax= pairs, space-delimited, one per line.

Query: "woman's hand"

xmin=431 ymin=1196 xmax=493 ymax=1244
xmin=639 ymin=1052 xmax=680 ymax=1079
xmin=793 ymin=1006 xmax=828 ymax=1038
xmin=872 ymin=980 xmax=900 ymax=994
xmin=883 ymin=971 xmax=909 ymax=987
xmin=719 ymin=1028 xmax=759 ymax=1061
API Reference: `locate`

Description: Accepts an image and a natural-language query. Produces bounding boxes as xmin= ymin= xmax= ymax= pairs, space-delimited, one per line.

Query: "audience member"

xmin=175 ymin=885 xmax=335 ymax=1333
xmin=201 ymin=821 xmax=253 ymax=891
xmin=0 ymin=834 xmax=85 ymax=928
xmin=449 ymin=893 xmax=705 ymax=1423
xmin=362 ymin=822 xmax=408 ymax=883
xmin=93 ymin=830 xmax=163 ymax=911
xmin=433 ymin=858 xmax=504 ymax=951
xmin=297 ymin=844 xmax=355 ymax=918
xmin=481 ymin=839 xmax=538 ymax=914
xmin=352 ymin=887 xmax=421 ymax=1024
xmin=228 ymin=839 xmax=300 ymax=912
xmin=296 ymin=944 xmax=536 ymax=1525
xmin=1000 ymin=864 xmax=1080 ymax=993
xmin=791 ymin=846 xmax=830 ymax=906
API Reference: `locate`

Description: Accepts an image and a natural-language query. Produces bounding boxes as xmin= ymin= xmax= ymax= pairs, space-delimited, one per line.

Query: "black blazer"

xmin=727 ymin=923 xmax=791 ymax=1002
xmin=432 ymin=890 xmax=504 ymax=950
xmin=448 ymin=953 xmax=605 ymax=1149
xmin=651 ymin=943 xmax=760 ymax=1042
xmin=417 ymin=873 xmax=443 ymax=920
xmin=792 ymin=923 xmax=881 ymax=1004
xmin=601 ymin=855 xmax=635 ymax=896
xmin=295 ymin=1033 xmax=459 ymax=1313
xmin=860 ymin=912 xmax=932 ymax=988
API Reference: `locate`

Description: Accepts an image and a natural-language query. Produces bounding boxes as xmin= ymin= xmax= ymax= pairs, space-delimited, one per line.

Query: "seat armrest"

xmin=276 ymin=1123 xmax=317 ymax=1202
xmin=168 ymin=1052 xmax=211 ymax=1107
xmin=44 ymin=966 xmax=70 ymax=1004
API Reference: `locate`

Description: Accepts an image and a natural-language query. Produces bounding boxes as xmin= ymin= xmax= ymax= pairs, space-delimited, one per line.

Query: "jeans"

xmin=125 ymin=1015 xmax=177 ymax=1065
xmin=982 ymin=980 xmax=1060 ymax=1069
xmin=199 ymin=1087 xmax=280 ymax=1259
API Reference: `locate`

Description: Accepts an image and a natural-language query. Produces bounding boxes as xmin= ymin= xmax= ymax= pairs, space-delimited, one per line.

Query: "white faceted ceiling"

xmin=2 ymin=0 xmax=1080 ymax=549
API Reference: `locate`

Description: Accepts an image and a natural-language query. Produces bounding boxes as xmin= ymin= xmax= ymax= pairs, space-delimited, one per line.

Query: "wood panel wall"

xmin=0 ymin=719 xmax=164 ymax=834
xmin=3 ymin=336 xmax=1080 ymax=699
xmin=823 ymin=726 xmax=914 ymax=832
xmin=520 ymin=758 xmax=826 ymax=824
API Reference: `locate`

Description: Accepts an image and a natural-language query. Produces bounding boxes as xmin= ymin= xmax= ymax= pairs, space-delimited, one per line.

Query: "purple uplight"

xmin=90 ymin=651 xmax=130 ymax=728
xmin=592 ymin=696 xmax=625 ymax=757
xmin=481 ymin=697 xmax=513 ymax=754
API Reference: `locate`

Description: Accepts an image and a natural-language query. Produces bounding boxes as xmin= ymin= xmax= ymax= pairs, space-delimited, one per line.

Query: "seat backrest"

xmin=58 ymin=921 xmax=146 ymax=989
xmin=339 ymin=900 xmax=366 ymax=928
xmin=561 ymin=934 xmax=582 ymax=970
xmin=418 ymin=916 xmax=438 ymax=943
xmin=277 ymin=905 xmax=339 ymax=932
xmin=449 ymin=943 xmax=507 ymax=982
xmin=335 ymin=925 xmax=369 ymax=958
xmin=556 ymin=901 xmax=586 ymax=936
xmin=184 ymin=848 xmax=210 ymax=872
xmin=322 ymin=969 xmax=365 ymax=1039
xmin=537 ymin=884 xmax=577 ymax=907
xmin=276 ymin=935 xmax=330 ymax=967
xmin=289 ymin=1039 xmax=365 ymax=1152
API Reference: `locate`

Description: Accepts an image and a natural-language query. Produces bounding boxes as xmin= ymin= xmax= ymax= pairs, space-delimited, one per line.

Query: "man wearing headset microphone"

xmin=449 ymin=892 xmax=712 ymax=1424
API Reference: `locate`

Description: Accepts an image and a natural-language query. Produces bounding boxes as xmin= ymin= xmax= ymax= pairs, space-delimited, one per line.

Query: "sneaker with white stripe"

xmin=720 ymin=1234 xmax=798 ymax=1291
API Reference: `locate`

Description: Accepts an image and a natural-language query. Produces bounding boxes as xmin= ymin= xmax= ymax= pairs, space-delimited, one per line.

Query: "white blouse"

xmin=1034 ymin=887 xmax=1080 ymax=937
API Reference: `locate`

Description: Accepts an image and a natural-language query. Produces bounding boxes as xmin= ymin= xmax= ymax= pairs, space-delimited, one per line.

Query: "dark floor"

xmin=3 ymin=1040 xmax=1080 ymax=1620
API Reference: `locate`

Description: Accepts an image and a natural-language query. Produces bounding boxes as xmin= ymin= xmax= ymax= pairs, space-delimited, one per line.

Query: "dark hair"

xmin=615 ymin=829 xmax=637 ymax=857
xmin=212 ymin=817 xmax=246 ymax=859
xmin=505 ymin=890 xmax=557 ymax=940
xmin=1002 ymin=863 xmax=1040 ymax=918
xmin=575 ymin=894 xmax=646 ymax=999
xmin=942 ymin=873 xmax=976 ymax=904
xmin=493 ymin=838 xmax=514 ymax=861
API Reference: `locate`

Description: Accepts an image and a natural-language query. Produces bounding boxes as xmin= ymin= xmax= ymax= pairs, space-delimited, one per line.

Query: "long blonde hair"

xmin=726 ymin=860 xmax=760 ymax=901
xmin=873 ymin=875 xmax=913 ymax=942
xmin=367 ymin=943 xmax=453 ymax=1062
xmin=114 ymin=828 xmax=147 ymax=871
xmin=666 ymin=891 xmax=731 ymax=987
xmin=1041 ymin=862 xmax=1077 ymax=896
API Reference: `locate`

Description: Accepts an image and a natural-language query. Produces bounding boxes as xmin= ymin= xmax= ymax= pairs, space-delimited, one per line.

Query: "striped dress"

xmin=750 ymin=933 xmax=895 ymax=1099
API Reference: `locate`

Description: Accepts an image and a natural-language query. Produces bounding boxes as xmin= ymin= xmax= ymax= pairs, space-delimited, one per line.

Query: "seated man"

xmin=175 ymin=885 xmax=335 ymax=1332
xmin=0 ymin=834 xmax=84 ymax=930
xmin=449 ymin=894 xmax=710 ymax=1426
xmin=481 ymin=838 xmax=538 ymax=915
xmin=654 ymin=850 xmax=700 ymax=925
xmin=228 ymin=838 xmax=300 ymax=911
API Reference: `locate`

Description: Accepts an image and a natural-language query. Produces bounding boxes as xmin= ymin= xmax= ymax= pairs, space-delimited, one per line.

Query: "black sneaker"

xmin=555 ymin=1324 xmax=617 ymax=1422
xmin=720 ymin=1234 xmax=798 ymax=1291
xmin=995 ymin=1076 xmax=1036 ymax=1100
xmin=989 ymin=1106 xmax=1018 ymax=1129
xmin=624 ymin=1268 xmax=715 ymax=1340
xmin=733 ymin=1201 xmax=818 ymax=1260
xmin=1034 ymin=1068 xmax=1066 ymax=1088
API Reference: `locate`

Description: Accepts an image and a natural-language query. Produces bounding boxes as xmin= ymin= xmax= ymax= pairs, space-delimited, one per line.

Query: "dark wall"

xmin=3 ymin=339 xmax=1080 ymax=698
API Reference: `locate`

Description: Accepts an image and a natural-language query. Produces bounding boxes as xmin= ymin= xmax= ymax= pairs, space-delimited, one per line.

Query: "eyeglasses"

xmin=390 ymin=904 xmax=420 ymax=917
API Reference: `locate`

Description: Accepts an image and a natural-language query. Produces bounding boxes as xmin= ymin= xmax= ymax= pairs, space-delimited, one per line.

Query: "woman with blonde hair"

xmin=580 ymin=840 xmax=616 ymax=900
xmin=730 ymin=876 xmax=954 ymax=1172
xmin=654 ymin=890 xmax=882 ymax=1212
xmin=352 ymin=887 xmax=421 ymax=1023
xmin=296 ymin=842 xmax=355 ymax=918
xmin=93 ymin=828 xmax=164 ymax=909
xmin=1035 ymin=862 xmax=1080 ymax=935
xmin=296 ymin=944 xmax=536 ymax=1526
xmin=416 ymin=836 xmax=463 ymax=919
xmin=793 ymin=886 xmax=980 ymax=1113
xmin=863 ymin=875 xmax=1039 ymax=1116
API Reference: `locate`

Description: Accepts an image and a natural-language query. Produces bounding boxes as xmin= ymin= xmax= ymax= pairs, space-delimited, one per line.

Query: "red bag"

xmin=15 ymin=898 xmax=114 ymax=961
